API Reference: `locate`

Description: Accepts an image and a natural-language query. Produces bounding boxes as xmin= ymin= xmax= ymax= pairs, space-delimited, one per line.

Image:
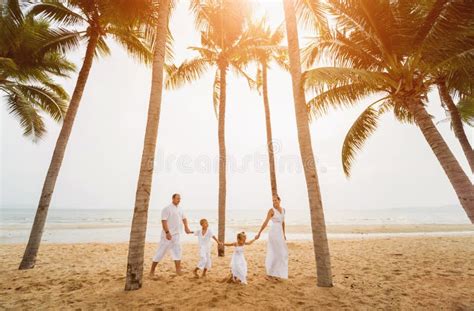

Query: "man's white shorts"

xmin=152 ymin=234 xmax=182 ymax=262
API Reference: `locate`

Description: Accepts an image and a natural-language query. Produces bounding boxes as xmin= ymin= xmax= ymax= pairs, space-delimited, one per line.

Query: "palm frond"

xmin=4 ymin=89 xmax=46 ymax=140
xmin=39 ymin=28 xmax=84 ymax=54
xmin=28 ymin=1 xmax=86 ymax=26
xmin=342 ymin=102 xmax=383 ymax=177
xmin=295 ymin=0 xmax=329 ymax=33
xmin=14 ymin=83 xmax=67 ymax=121
xmin=108 ymin=25 xmax=152 ymax=64
xmin=457 ymin=96 xmax=474 ymax=126
xmin=165 ymin=57 xmax=209 ymax=89
xmin=303 ymin=67 xmax=395 ymax=93
xmin=307 ymin=82 xmax=379 ymax=117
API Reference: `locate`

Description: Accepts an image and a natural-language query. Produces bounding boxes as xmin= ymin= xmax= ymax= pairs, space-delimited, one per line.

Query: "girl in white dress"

xmin=256 ymin=195 xmax=289 ymax=280
xmin=193 ymin=219 xmax=221 ymax=278
xmin=223 ymin=232 xmax=257 ymax=284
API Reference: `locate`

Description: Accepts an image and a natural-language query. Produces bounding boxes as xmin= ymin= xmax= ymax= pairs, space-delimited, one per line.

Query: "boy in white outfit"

xmin=193 ymin=219 xmax=221 ymax=278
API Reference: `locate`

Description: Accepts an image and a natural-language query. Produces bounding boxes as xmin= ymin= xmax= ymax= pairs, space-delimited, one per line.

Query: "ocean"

xmin=0 ymin=206 xmax=471 ymax=244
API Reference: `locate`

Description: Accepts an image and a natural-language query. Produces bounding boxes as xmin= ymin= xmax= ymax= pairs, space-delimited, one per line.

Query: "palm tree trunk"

xmin=19 ymin=32 xmax=99 ymax=270
xmin=437 ymin=82 xmax=474 ymax=173
xmin=409 ymin=100 xmax=474 ymax=223
xmin=282 ymin=0 xmax=333 ymax=287
xmin=124 ymin=0 xmax=170 ymax=291
xmin=262 ymin=63 xmax=278 ymax=197
xmin=217 ymin=63 xmax=227 ymax=257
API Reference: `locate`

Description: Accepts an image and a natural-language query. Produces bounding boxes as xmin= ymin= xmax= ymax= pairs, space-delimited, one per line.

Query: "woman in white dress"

xmin=256 ymin=195 xmax=288 ymax=280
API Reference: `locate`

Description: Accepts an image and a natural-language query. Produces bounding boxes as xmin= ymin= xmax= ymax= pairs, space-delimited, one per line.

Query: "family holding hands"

xmin=149 ymin=193 xmax=289 ymax=284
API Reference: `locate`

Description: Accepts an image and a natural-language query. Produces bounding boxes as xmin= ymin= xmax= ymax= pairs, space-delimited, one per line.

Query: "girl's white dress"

xmin=230 ymin=245 xmax=247 ymax=284
xmin=265 ymin=207 xmax=288 ymax=279
xmin=195 ymin=229 xmax=213 ymax=270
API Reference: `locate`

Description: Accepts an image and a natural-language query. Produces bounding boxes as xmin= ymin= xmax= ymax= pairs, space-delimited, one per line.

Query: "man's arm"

xmin=182 ymin=218 xmax=193 ymax=234
xmin=162 ymin=220 xmax=171 ymax=240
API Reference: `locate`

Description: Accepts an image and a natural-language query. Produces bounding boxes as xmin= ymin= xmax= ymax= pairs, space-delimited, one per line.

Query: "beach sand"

xmin=1 ymin=236 xmax=473 ymax=310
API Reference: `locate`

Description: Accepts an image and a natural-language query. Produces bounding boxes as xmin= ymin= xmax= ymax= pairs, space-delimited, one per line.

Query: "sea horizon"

xmin=1 ymin=205 xmax=471 ymax=244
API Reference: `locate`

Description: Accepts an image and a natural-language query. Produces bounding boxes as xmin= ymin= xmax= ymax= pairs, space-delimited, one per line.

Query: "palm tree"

xmin=19 ymin=0 xmax=153 ymax=270
xmin=1 ymin=0 xmax=75 ymax=139
xmin=437 ymin=83 xmax=474 ymax=173
xmin=249 ymin=19 xmax=288 ymax=198
xmin=303 ymin=0 xmax=474 ymax=222
xmin=125 ymin=0 xmax=172 ymax=291
xmin=166 ymin=0 xmax=254 ymax=256
xmin=436 ymin=68 xmax=474 ymax=173
xmin=282 ymin=0 xmax=333 ymax=287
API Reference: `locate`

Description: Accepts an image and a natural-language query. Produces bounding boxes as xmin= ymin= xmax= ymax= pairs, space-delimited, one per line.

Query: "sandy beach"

xmin=1 ymin=235 xmax=473 ymax=310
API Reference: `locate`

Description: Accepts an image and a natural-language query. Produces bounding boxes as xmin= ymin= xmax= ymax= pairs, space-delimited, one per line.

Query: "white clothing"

xmin=194 ymin=229 xmax=214 ymax=270
xmin=153 ymin=234 xmax=182 ymax=262
xmin=161 ymin=203 xmax=186 ymax=236
xmin=231 ymin=245 xmax=247 ymax=284
xmin=265 ymin=207 xmax=288 ymax=279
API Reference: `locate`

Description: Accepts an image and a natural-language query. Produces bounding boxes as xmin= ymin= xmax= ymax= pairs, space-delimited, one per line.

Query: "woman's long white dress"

xmin=265 ymin=207 xmax=288 ymax=279
xmin=230 ymin=245 xmax=247 ymax=284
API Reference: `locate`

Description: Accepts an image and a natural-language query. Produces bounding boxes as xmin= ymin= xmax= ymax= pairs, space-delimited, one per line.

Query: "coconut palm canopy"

xmin=304 ymin=0 xmax=474 ymax=176
xmin=0 ymin=0 xmax=75 ymax=139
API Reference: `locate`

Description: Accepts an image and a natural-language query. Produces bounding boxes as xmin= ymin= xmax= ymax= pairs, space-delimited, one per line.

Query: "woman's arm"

xmin=245 ymin=238 xmax=257 ymax=245
xmin=256 ymin=209 xmax=273 ymax=239
xmin=282 ymin=221 xmax=286 ymax=240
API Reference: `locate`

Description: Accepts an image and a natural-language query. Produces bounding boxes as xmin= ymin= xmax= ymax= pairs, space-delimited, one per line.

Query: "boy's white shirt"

xmin=195 ymin=229 xmax=214 ymax=251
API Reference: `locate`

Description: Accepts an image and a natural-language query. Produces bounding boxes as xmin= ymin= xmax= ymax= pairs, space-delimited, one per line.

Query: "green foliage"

xmin=303 ymin=0 xmax=474 ymax=176
xmin=0 ymin=0 xmax=75 ymax=140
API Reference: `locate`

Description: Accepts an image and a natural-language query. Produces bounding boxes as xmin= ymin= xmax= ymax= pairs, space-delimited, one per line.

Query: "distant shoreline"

xmin=2 ymin=224 xmax=473 ymax=244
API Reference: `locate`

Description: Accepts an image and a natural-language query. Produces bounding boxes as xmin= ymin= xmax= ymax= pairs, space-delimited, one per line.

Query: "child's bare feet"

xmin=193 ymin=269 xmax=200 ymax=278
xmin=148 ymin=273 xmax=160 ymax=280
xmin=176 ymin=270 xmax=184 ymax=276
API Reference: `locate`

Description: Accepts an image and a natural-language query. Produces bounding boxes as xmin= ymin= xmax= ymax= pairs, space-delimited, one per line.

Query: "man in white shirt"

xmin=150 ymin=193 xmax=193 ymax=277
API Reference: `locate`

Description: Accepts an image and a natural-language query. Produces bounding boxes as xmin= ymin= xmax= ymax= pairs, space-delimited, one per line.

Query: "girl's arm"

xmin=245 ymin=238 xmax=257 ymax=245
xmin=223 ymin=242 xmax=236 ymax=247
xmin=256 ymin=209 xmax=273 ymax=239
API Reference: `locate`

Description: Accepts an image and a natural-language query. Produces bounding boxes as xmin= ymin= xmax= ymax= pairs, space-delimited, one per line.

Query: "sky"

xmin=1 ymin=1 xmax=473 ymax=221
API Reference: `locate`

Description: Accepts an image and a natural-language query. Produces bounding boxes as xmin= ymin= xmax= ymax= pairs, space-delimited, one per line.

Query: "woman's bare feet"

xmin=193 ymin=269 xmax=200 ymax=278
